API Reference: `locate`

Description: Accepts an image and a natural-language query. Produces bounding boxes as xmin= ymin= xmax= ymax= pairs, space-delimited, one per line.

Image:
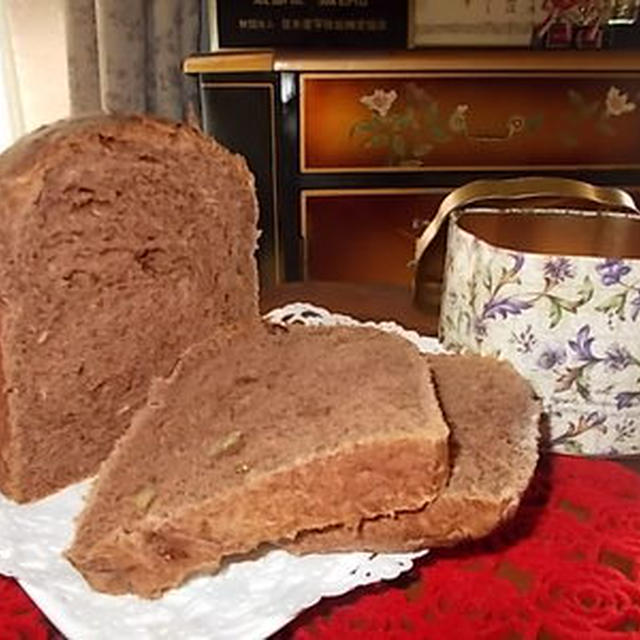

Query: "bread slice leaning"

xmin=66 ymin=324 xmax=450 ymax=598
xmin=285 ymin=353 xmax=540 ymax=554
xmin=0 ymin=114 xmax=260 ymax=502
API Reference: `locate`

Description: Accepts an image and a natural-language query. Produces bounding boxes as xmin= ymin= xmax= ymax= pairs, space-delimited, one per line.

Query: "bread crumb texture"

xmin=0 ymin=114 xmax=260 ymax=502
xmin=67 ymin=324 xmax=450 ymax=598
xmin=286 ymin=353 xmax=541 ymax=554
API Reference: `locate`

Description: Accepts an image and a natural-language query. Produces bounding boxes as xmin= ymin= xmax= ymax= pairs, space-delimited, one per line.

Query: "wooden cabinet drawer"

xmin=300 ymin=73 xmax=640 ymax=172
xmin=301 ymin=189 xmax=448 ymax=289
xmin=301 ymin=185 xmax=640 ymax=308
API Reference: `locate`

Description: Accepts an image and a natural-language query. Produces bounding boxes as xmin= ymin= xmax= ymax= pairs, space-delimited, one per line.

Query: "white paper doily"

xmin=0 ymin=303 xmax=441 ymax=640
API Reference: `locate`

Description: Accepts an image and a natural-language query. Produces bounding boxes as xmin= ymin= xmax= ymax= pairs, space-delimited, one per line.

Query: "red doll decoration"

xmin=535 ymin=0 xmax=609 ymax=47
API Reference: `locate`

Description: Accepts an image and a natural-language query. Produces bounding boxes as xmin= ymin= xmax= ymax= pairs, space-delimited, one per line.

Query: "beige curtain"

xmin=0 ymin=0 xmax=24 ymax=149
xmin=65 ymin=0 xmax=201 ymax=122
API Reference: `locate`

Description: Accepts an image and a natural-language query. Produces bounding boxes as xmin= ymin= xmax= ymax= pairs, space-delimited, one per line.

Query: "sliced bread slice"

xmin=66 ymin=324 xmax=450 ymax=598
xmin=285 ymin=353 xmax=540 ymax=553
xmin=0 ymin=114 xmax=259 ymax=502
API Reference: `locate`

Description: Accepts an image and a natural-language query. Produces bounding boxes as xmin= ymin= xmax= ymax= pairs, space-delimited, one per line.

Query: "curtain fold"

xmin=0 ymin=0 xmax=25 ymax=149
xmin=65 ymin=0 xmax=200 ymax=122
xmin=65 ymin=0 xmax=100 ymax=115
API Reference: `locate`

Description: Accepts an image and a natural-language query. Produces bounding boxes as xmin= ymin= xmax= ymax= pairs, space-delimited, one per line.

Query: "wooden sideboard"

xmin=184 ymin=49 xmax=640 ymax=316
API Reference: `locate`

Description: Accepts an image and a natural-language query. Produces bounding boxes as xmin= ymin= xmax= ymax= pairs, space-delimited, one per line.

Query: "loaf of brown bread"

xmin=66 ymin=323 xmax=450 ymax=598
xmin=0 ymin=114 xmax=259 ymax=502
xmin=285 ymin=353 xmax=540 ymax=553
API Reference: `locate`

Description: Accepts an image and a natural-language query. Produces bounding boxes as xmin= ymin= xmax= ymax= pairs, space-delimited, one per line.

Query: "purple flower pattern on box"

xmin=616 ymin=392 xmax=640 ymax=410
xmin=550 ymin=411 xmax=608 ymax=448
xmin=537 ymin=346 xmax=567 ymax=370
xmin=510 ymin=324 xmax=536 ymax=354
xmin=605 ymin=345 xmax=634 ymax=372
xmin=548 ymin=325 xmax=640 ymax=447
xmin=543 ymin=257 xmax=575 ymax=285
xmin=482 ymin=297 xmax=532 ymax=320
xmin=631 ymin=292 xmax=640 ymax=321
xmin=554 ymin=325 xmax=640 ymax=399
xmin=467 ymin=254 xmax=593 ymax=345
xmin=441 ymin=210 xmax=640 ymax=456
xmin=596 ymin=258 xmax=632 ymax=286
xmin=593 ymin=261 xmax=640 ymax=322
xmin=470 ymin=254 xmax=532 ymax=341
xmin=568 ymin=325 xmax=597 ymax=362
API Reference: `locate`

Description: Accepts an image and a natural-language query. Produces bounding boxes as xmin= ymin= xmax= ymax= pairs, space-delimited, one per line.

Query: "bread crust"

xmin=0 ymin=113 xmax=195 ymax=178
xmin=287 ymin=495 xmax=518 ymax=554
xmin=67 ymin=435 xmax=449 ymax=597
xmin=0 ymin=307 xmax=9 ymax=491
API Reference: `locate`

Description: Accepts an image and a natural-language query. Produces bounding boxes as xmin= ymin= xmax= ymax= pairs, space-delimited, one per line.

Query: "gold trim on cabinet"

xmin=184 ymin=51 xmax=275 ymax=74
xmin=185 ymin=49 xmax=640 ymax=75
xmin=299 ymin=71 xmax=640 ymax=174
xmin=299 ymin=187 xmax=451 ymax=282
xmin=299 ymin=70 xmax=640 ymax=81
xmin=302 ymin=163 xmax=640 ymax=174
xmin=201 ymin=81 xmax=282 ymax=284
xmin=407 ymin=0 xmax=416 ymax=49
xmin=276 ymin=49 xmax=640 ymax=73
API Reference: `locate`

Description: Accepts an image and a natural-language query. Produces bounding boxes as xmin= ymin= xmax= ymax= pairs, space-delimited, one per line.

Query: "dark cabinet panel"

xmin=201 ymin=81 xmax=279 ymax=287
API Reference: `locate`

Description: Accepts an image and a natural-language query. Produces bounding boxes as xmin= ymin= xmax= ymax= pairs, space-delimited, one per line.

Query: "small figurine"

xmin=534 ymin=0 xmax=609 ymax=48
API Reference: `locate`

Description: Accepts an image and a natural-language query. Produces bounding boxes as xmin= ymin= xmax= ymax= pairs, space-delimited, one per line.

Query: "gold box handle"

xmin=414 ymin=176 xmax=639 ymax=268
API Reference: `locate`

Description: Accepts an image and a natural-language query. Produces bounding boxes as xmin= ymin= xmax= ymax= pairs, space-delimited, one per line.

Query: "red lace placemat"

xmin=0 ymin=577 xmax=64 ymax=640
xmin=276 ymin=455 xmax=640 ymax=640
xmin=0 ymin=455 xmax=638 ymax=639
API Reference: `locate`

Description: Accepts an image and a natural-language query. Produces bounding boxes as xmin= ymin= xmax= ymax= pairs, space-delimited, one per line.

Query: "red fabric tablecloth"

xmin=0 ymin=577 xmax=64 ymax=639
xmin=1 ymin=455 xmax=638 ymax=640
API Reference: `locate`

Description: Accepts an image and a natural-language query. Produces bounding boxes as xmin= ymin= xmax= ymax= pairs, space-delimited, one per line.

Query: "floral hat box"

xmin=415 ymin=178 xmax=640 ymax=457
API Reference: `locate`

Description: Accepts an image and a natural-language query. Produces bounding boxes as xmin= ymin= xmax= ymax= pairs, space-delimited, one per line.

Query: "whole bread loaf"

xmin=286 ymin=353 xmax=540 ymax=553
xmin=0 ymin=114 xmax=259 ymax=502
xmin=66 ymin=323 xmax=450 ymax=598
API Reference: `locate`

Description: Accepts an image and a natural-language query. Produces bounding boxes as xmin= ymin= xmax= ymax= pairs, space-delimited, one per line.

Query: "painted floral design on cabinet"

xmin=301 ymin=76 xmax=640 ymax=171
xmin=352 ymin=83 xmax=544 ymax=166
xmin=560 ymin=85 xmax=637 ymax=147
